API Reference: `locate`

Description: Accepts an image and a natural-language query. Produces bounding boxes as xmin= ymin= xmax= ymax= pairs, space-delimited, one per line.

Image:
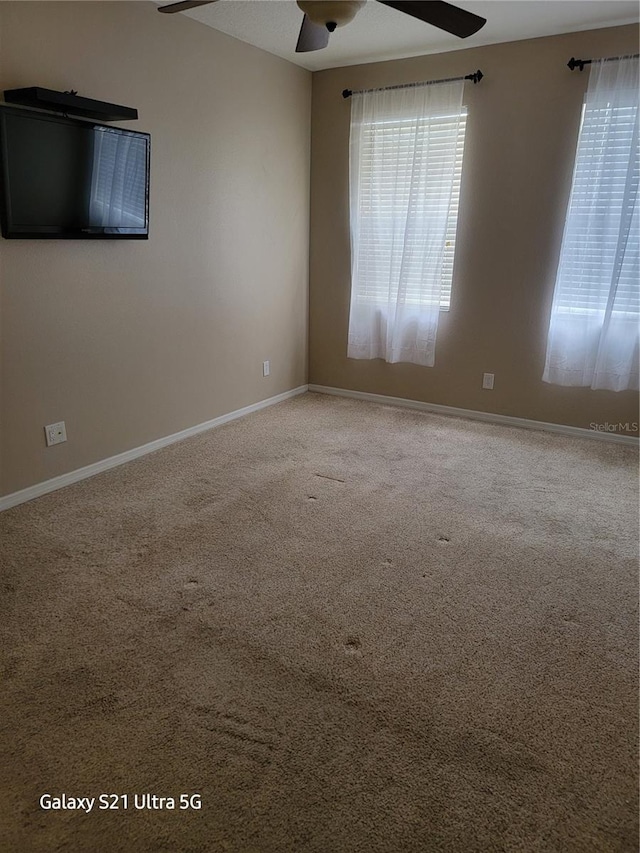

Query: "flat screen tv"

xmin=0 ymin=105 xmax=150 ymax=239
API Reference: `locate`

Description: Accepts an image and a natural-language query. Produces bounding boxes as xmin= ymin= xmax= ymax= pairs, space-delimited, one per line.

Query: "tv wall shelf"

xmin=3 ymin=87 xmax=138 ymax=122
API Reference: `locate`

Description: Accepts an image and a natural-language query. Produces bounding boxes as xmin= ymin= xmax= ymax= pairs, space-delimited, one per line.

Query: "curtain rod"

xmin=568 ymin=54 xmax=639 ymax=71
xmin=342 ymin=70 xmax=483 ymax=99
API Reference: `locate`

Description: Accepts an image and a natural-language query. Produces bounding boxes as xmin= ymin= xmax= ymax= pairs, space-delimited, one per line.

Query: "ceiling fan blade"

xmin=296 ymin=14 xmax=330 ymax=53
xmin=158 ymin=0 xmax=218 ymax=13
xmin=377 ymin=1 xmax=486 ymax=38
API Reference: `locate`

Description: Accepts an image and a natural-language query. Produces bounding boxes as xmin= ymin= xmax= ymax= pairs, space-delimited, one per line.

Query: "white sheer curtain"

xmin=543 ymin=56 xmax=639 ymax=391
xmin=347 ymin=80 xmax=465 ymax=367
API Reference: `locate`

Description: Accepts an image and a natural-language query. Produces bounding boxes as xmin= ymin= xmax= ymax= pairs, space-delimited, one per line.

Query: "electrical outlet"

xmin=482 ymin=373 xmax=495 ymax=390
xmin=262 ymin=360 xmax=270 ymax=377
xmin=45 ymin=421 xmax=67 ymax=447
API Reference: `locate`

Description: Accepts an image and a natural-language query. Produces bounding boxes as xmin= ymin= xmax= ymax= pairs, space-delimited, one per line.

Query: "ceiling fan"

xmin=157 ymin=1 xmax=487 ymax=53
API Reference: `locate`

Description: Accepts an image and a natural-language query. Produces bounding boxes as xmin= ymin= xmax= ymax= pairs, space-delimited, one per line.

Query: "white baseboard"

xmin=308 ymin=384 xmax=639 ymax=447
xmin=3 ymin=382 xmax=635 ymax=512
xmin=0 ymin=385 xmax=308 ymax=512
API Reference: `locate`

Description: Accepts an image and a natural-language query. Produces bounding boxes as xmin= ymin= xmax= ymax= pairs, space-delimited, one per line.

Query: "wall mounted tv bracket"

xmin=3 ymin=88 xmax=138 ymax=122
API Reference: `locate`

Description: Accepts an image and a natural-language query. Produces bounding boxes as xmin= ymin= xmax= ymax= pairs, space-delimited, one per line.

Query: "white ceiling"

xmin=164 ymin=0 xmax=640 ymax=71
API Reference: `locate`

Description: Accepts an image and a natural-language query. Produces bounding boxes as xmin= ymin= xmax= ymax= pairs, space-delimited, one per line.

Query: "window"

xmin=542 ymin=56 xmax=639 ymax=392
xmin=354 ymin=109 xmax=467 ymax=311
xmin=347 ymin=80 xmax=467 ymax=367
xmin=551 ymin=101 xmax=638 ymax=317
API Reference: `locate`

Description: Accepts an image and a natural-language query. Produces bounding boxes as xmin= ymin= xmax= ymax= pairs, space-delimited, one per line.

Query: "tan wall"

xmin=309 ymin=25 xmax=639 ymax=434
xmin=0 ymin=1 xmax=311 ymax=496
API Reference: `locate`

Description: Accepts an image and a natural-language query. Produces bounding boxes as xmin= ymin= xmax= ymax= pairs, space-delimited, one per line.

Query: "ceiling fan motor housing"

xmin=297 ymin=1 xmax=366 ymax=29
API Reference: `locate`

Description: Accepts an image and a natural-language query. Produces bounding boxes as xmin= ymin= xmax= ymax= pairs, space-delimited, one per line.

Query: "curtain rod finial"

xmin=342 ymin=89 xmax=352 ymax=99
xmin=568 ymin=57 xmax=585 ymax=71
xmin=464 ymin=70 xmax=483 ymax=84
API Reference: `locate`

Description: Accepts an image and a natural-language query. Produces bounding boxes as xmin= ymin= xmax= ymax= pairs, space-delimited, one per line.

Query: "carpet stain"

xmin=344 ymin=636 xmax=362 ymax=656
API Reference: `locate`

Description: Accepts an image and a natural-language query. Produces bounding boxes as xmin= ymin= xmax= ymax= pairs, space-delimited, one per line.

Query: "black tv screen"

xmin=0 ymin=106 xmax=150 ymax=239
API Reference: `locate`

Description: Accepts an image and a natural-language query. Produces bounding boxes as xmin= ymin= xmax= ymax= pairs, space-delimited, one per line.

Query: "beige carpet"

xmin=1 ymin=392 xmax=638 ymax=852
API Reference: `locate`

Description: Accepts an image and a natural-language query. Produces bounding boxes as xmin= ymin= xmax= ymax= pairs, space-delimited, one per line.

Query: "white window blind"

xmin=354 ymin=109 xmax=467 ymax=311
xmin=347 ymin=79 xmax=466 ymax=367
xmin=553 ymin=102 xmax=639 ymax=316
